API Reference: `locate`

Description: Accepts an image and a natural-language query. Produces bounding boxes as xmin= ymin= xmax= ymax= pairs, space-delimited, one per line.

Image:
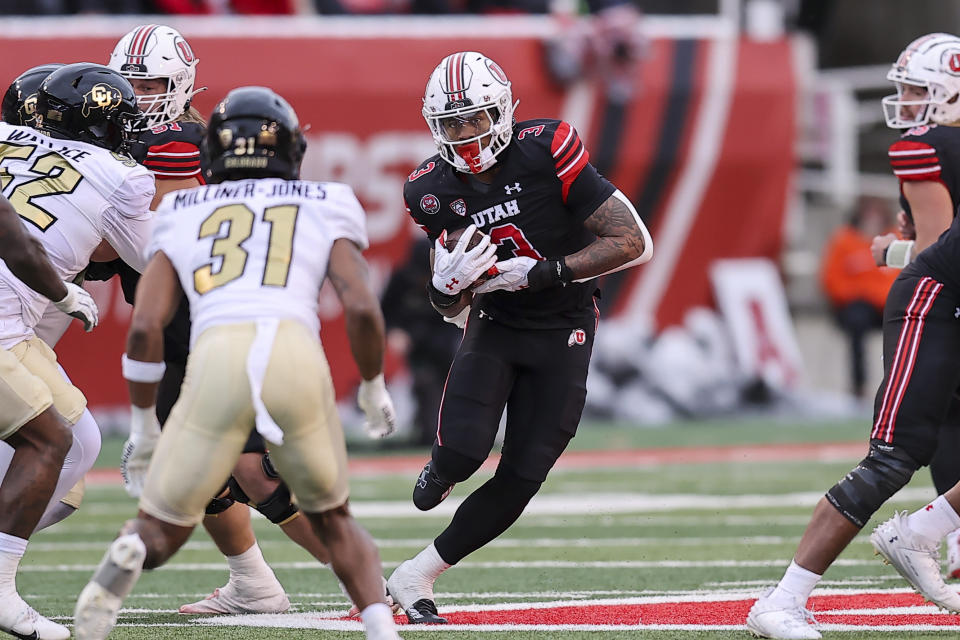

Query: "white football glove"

xmin=472 ymin=256 xmax=539 ymax=294
xmin=53 ymin=281 xmax=99 ymax=332
xmin=120 ymin=405 xmax=161 ymax=498
xmin=357 ymin=373 xmax=397 ymax=439
xmin=432 ymin=224 xmax=498 ymax=295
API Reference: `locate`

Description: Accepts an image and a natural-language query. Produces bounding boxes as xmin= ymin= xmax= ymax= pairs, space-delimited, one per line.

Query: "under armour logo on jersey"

xmin=504 ymin=182 xmax=522 ymax=194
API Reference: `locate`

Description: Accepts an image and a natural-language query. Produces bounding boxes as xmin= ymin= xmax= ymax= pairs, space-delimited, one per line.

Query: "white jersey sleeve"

xmin=101 ymin=170 xmax=155 ymax=272
xmin=322 ymin=182 xmax=369 ymax=251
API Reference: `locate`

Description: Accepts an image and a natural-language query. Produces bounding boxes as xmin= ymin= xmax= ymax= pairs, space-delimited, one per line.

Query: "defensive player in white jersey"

xmin=0 ymin=62 xmax=151 ymax=640
xmin=73 ymin=87 xmax=401 ymax=640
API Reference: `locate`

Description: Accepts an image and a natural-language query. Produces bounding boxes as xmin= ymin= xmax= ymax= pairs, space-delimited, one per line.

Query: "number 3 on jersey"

xmin=487 ymin=223 xmax=544 ymax=260
xmin=194 ymin=203 xmax=299 ymax=294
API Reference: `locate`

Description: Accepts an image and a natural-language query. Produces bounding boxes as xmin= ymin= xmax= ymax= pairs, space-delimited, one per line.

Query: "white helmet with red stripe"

xmin=422 ymin=51 xmax=516 ymax=174
xmin=883 ymin=32 xmax=960 ymax=128
xmin=108 ymin=24 xmax=200 ymax=130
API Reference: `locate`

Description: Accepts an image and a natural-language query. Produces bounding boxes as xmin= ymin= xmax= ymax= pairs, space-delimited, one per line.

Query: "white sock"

xmin=768 ymin=560 xmax=821 ymax=607
xmin=361 ymin=601 xmax=395 ymax=638
xmin=908 ymin=496 xmax=960 ymax=543
xmin=0 ymin=536 xmax=27 ymax=596
xmin=226 ymin=543 xmax=277 ymax=585
xmin=411 ymin=543 xmax=452 ymax=582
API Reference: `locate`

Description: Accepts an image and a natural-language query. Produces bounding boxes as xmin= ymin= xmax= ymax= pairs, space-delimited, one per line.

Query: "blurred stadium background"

xmin=5 ymin=0 xmax=953 ymax=440
xmin=8 ymin=1 xmax=960 ymax=637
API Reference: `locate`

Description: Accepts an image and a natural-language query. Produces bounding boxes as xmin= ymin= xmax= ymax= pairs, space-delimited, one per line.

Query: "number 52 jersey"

xmin=151 ymin=178 xmax=369 ymax=346
xmin=0 ymin=122 xmax=155 ymax=347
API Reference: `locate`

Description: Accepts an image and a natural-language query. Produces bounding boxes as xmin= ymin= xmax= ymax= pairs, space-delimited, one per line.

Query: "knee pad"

xmin=261 ymin=451 xmax=280 ymax=479
xmin=204 ymin=495 xmax=234 ymax=515
xmin=227 ymin=475 xmax=299 ymax=525
xmin=432 ymin=445 xmax=485 ymax=485
xmin=826 ymin=442 xmax=919 ymax=528
xmin=205 ymin=479 xmax=234 ymax=515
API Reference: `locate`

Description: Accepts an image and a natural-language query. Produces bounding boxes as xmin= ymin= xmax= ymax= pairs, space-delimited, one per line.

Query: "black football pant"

xmin=871 ymin=272 xmax=960 ymax=476
xmin=432 ymin=308 xmax=595 ymax=564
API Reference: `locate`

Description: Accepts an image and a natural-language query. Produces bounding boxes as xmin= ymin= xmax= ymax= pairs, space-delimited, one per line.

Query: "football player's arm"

xmin=151 ymin=176 xmax=201 ymax=211
xmin=904 ymin=180 xmax=953 ymax=253
xmin=125 ymin=251 xmax=182 ymax=408
xmin=327 ymin=238 xmax=386 ymax=380
xmin=0 ymin=194 xmax=68 ymax=302
xmin=871 ymin=181 xmax=952 ymax=267
xmin=328 ymin=237 xmax=398 ymax=438
xmin=568 ymin=189 xmax=653 ymax=280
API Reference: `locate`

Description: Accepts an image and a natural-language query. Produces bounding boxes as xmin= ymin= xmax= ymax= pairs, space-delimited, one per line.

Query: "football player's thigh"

xmin=260 ymin=321 xmax=349 ymax=513
xmin=437 ymin=323 xmax=515 ymax=459
xmin=0 ymin=343 xmax=53 ymax=440
xmin=140 ymin=325 xmax=256 ymax=527
xmin=501 ymin=329 xmax=592 ymax=482
xmin=17 ymin=338 xmax=85 ymax=425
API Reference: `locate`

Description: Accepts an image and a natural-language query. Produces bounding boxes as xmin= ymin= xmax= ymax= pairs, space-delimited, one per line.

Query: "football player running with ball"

xmin=385 ymin=51 xmax=652 ymax=624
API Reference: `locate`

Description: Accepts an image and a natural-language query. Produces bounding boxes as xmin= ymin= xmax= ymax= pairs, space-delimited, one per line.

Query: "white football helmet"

xmin=883 ymin=32 xmax=960 ymax=128
xmin=422 ymin=51 xmax=517 ymax=174
xmin=108 ymin=24 xmax=202 ymax=130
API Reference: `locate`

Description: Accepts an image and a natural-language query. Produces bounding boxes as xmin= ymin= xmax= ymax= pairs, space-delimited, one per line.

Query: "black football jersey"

xmin=130 ymin=120 xmax=204 ymax=181
xmin=404 ymin=118 xmax=615 ymax=329
xmin=888 ymin=123 xmax=960 ymax=220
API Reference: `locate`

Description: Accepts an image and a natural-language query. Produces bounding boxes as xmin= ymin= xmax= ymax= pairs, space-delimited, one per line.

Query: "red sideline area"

xmin=87 ymin=441 xmax=866 ymax=485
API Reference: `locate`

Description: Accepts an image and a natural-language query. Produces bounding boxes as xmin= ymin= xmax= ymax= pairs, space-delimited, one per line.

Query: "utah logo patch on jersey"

xmin=568 ymin=329 xmax=586 ymax=347
xmin=420 ymin=194 xmax=440 ymax=215
xmin=450 ymin=198 xmax=467 ymax=217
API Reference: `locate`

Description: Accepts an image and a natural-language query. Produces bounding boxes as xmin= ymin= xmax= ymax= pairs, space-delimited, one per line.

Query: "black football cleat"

xmin=403 ymin=599 xmax=447 ymax=624
xmin=412 ymin=462 xmax=455 ymax=511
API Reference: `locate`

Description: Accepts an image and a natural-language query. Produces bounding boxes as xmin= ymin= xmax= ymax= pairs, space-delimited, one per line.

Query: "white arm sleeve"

xmin=572 ymin=189 xmax=653 ymax=283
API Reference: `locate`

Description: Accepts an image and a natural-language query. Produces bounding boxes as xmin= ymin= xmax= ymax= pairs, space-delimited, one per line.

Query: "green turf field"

xmin=24 ymin=417 xmax=957 ymax=639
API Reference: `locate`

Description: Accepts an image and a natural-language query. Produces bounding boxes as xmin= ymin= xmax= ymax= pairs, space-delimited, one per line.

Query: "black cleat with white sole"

xmin=403 ymin=599 xmax=447 ymax=624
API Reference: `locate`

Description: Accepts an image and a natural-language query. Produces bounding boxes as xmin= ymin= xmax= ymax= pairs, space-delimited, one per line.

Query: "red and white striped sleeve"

xmin=550 ymin=122 xmax=590 ymax=203
xmin=144 ymin=140 xmax=201 ymax=180
xmin=889 ymin=140 xmax=942 ymax=182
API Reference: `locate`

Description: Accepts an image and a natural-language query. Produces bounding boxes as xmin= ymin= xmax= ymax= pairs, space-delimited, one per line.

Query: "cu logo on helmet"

xmin=82 ymin=84 xmax=122 ymax=117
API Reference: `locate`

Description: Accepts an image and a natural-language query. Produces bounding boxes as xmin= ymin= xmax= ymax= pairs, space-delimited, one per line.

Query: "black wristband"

xmin=526 ymin=257 xmax=574 ymax=292
xmin=427 ymin=281 xmax=462 ymax=309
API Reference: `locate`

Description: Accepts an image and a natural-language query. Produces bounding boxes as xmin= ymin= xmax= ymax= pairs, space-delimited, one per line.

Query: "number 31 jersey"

xmin=404 ymin=118 xmax=615 ymax=329
xmin=151 ymin=178 xmax=368 ymax=346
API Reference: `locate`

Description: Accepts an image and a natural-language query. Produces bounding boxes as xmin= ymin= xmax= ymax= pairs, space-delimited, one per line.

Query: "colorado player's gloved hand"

xmin=120 ymin=405 xmax=161 ymax=498
xmin=53 ymin=281 xmax=99 ymax=332
xmin=431 ymin=224 xmax=497 ymax=295
xmin=357 ymin=373 xmax=397 ymax=439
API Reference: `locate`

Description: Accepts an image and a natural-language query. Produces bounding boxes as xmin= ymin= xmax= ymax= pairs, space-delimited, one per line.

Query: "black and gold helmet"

xmin=2 ymin=63 xmax=64 ymax=127
xmin=35 ymin=62 xmax=143 ymax=153
xmin=201 ymin=86 xmax=306 ymax=184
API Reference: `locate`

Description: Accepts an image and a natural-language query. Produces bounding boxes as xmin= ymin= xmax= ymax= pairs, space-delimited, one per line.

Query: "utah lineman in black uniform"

xmin=747 ymin=33 xmax=960 ymax=640
xmin=385 ymin=51 xmax=653 ymax=624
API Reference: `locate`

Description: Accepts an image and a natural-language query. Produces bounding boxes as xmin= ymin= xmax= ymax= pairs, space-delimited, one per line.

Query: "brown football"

xmin=443 ymin=226 xmax=483 ymax=252
xmin=443 ymin=227 xmax=497 ymax=288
